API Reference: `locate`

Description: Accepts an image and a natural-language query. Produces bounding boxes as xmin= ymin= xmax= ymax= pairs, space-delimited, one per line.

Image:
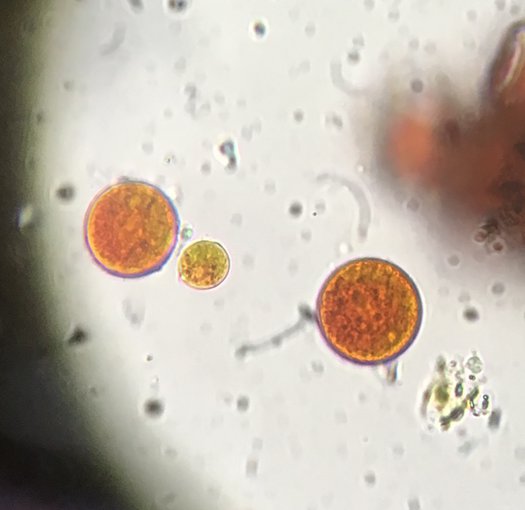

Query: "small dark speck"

xmin=311 ymin=360 xmax=324 ymax=374
xmin=488 ymin=408 xmax=502 ymax=430
xmin=35 ymin=110 xmax=45 ymax=124
xmin=236 ymin=395 xmax=250 ymax=412
xmin=463 ymin=307 xmax=479 ymax=322
xmin=298 ymin=303 xmax=316 ymax=322
xmin=491 ymin=282 xmax=505 ymax=295
xmin=56 ymin=184 xmax=75 ymax=202
xmin=410 ymin=79 xmax=424 ymax=93
xmin=363 ymin=470 xmax=376 ymax=486
xmin=246 ymin=458 xmax=258 ymax=477
xmin=289 ymin=201 xmax=303 ymax=217
xmin=407 ymin=497 xmax=421 ymax=510
xmin=144 ymin=398 xmax=165 ymax=418
xmin=406 ymin=197 xmax=420 ymax=211
xmin=167 ymin=0 xmax=190 ymax=12
xmin=293 ymin=109 xmax=304 ymax=123
xmin=128 ymin=0 xmax=143 ymax=11
xmin=63 ymin=80 xmax=75 ymax=91
xmin=142 ymin=141 xmax=154 ymax=155
xmin=66 ymin=326 xmax=88 ymax=345
xmin=346 ymin=50 xmax=360 ymax=64
xmin=514 ymin=142 xmax=525 ymax=161
xmin=252 ymin=20 xmax=267 ymax=38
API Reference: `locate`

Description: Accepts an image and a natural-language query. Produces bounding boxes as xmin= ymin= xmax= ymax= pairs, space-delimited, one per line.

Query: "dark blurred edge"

xmin=0 ymin=1 xmax=128 ymax=508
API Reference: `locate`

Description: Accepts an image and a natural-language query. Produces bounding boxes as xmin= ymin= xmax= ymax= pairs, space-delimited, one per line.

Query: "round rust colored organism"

xmin=84 ymin=180 xmax=179 ymax=277
xmin=316 ymin=258 xmax=422 ymax=365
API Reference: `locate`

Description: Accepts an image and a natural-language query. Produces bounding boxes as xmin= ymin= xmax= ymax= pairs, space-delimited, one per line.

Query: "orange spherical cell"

xmin=84 ymin=181 xmax=179 ymax=277
xmin=316 ymin=258 xmax=422 ymax=365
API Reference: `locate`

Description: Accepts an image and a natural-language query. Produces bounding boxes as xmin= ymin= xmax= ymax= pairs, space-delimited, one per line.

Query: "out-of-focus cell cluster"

xmin=420 ymin=352 xmax=493 ymax=432
xmin=383 ymin=19 xmax=525 ymax=250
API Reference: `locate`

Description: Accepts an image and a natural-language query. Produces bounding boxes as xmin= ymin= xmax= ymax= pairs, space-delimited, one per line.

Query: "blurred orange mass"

xmin=383 ymin=20 xmax=525 ymax=241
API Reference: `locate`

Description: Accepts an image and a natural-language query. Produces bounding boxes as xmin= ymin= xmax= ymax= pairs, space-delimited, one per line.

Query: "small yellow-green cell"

xmin=178 ymin=239 xmax=230 ymax=290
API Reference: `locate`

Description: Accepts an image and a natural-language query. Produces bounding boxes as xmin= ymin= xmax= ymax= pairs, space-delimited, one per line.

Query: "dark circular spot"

xmin=514 ymin=142 xmax=525 ymax=161
xmin=492 ymin=241 xmax=505 ymax=252
xmin=363 ymin=470 xmax=376 ymax=486
xmin=346 ymin=50 xmax=360 ymax=64
xmin=56 ymin=184 xmax=75 ymax=202
xmin=298 ymin=303 xmax=315 ymax=321
xmin=293 ymin=109 xmax=304 ymax=123
xmin=410 ymin=79 xmax=424 ymax=93
xmin=463 ymin=307 xmax=479 ymax=322
xmin=491 ymin=282 xmax=505 ymax=295
xmin=66 ymin=326 xmax=88 ymax=345
xmin=289 ymin=201 xmax=303 ymax=217
xmin=406 ymin=197 xmax=420 ymax=211
xmin=252 ymin=20 xmax=267 ymax=38
xmin=144 ymin=398 xmax=165 ymax=418
xmin=447 ymin=254 xmax=460 ymax=267
xmin=167 ymin=0 xmax=189 ymax=12
xmin=236 ymin=395 xmax=250 ymax=412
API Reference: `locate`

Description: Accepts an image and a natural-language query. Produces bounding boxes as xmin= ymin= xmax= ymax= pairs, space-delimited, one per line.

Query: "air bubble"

xmin=465 ymin=354 xmax=483 ymax=374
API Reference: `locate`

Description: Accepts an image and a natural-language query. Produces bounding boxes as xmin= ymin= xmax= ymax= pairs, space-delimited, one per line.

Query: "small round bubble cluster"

xmin=420 ymin=352 xmax=494 ymax=432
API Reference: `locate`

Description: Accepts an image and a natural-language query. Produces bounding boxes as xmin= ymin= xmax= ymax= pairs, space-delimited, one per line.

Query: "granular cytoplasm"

xmin=178 ymin=239 xmax=230 ymax=290
xmin=316 ymin=257 xmax=422 ymax=365
xmin=84 ymin=180 xmax=179 ymax=277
